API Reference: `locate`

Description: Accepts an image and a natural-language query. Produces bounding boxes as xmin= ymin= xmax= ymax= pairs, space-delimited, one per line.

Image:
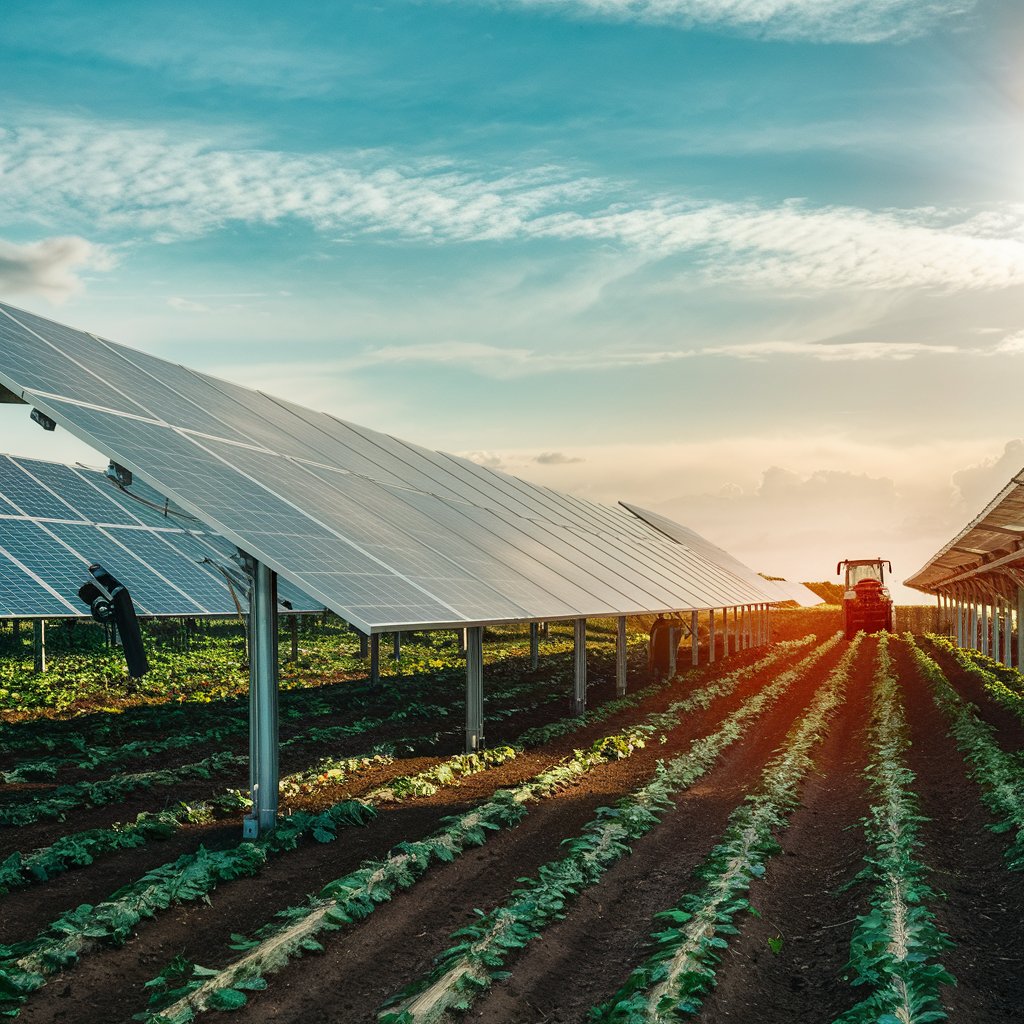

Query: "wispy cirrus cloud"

xmin=0 ymin=235 xmax=114 ymax=300
xmin=329 ymin=335 xmax=1011 ymax=378
xmin=475 ymin=0 xmax=976 ymax=43
xmin=2 ymin=118 xmax=1023 ymax=294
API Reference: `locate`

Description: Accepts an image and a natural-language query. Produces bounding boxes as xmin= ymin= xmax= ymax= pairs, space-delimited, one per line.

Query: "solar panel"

xmin=0 ymin=301 xmax=780 ymax=631
xmin=0 ymin=454 xmax=327 ymax=619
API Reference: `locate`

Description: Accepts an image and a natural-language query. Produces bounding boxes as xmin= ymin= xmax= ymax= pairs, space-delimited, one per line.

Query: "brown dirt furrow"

xmin=0 ymin=773 xmax=250 ymax=862
xmin=17 ymin=639 xmax=838 ymax=1024
xmin=697 ymin=635 xmax=876 ymax=1024
xmin=894 ymin=637 xmax=1024 ymax=1024
xmin=464 ymin=636 xmax=858 ymax=1024
xmin=212 ymin=637 xmax=849 ymax=1024
xmin=922 ymin=641 xmax=1024 ymax=753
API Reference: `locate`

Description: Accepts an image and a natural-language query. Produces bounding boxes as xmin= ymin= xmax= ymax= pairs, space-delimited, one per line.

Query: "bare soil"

xmin=2 ymin=616 xmax=1021 ymax=1024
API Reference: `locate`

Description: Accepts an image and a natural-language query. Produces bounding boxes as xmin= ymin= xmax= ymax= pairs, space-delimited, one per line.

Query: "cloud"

xmin=2 ymin=118 xmax=1024 ymax=294
xmin=462 ymin=450 xmax=507 ymax=469
xmin=951 ymin=439 xmax=1024 ymax=516
xmin=533 ymin=451 xmax=584 ymax=464
xmin=329 ymin=333 xmax=1019 ymax=378
xmin=0 ymin=235 xmax=114 ymax=300
xmin=480 ymin=0 xmax=975 ymax=43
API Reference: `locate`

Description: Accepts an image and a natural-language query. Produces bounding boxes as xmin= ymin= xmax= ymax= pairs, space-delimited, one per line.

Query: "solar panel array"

xmin=0 ymin=454 xmax=324 ymax=618
xmin=763 ymin=578 xmax=824 ymax=607
xmin=0 ymin=300 xmax=780 ymax=632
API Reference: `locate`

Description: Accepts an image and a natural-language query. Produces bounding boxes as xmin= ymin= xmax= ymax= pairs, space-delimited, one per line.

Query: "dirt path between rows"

xmin=17 ymin=640 xmax=838 ymax=1024
xmin=698 ymin=635 xmax=876 ymax=1024
xmin=375 ymin=640 xmax=849 ymax=1024
xmin=895 ymin=638 xmax=1024 ymax=1023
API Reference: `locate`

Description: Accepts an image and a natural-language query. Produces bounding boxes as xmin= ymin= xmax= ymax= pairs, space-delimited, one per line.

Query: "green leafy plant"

xmin=906 ymin=634 xmax=1024 ymax=872
xmin=135 ymin=634 xmax=841 ymax=1024
xmin=586 ymin=636 xmax=859 ymax=1024
xmin=832 ymin=633 xmax=953 ymax=1024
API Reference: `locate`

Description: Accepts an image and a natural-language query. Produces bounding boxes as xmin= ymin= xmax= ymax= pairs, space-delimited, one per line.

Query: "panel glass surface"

xmin=0 ymin=457 xmax=84 ymax=521
xmin=1 ymin=304 xmax=779 ymax=629
xmin=0 ymin=544 xmax=77 ymax=616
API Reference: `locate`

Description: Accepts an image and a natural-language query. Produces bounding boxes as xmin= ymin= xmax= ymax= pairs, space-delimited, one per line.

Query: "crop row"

xmin=925 ymin=633 xmax=1024 ymax=720
xmin=585 ymin=634 xmax=861 ymax=1024
xmin=906 ymin=635 xmax=1024 ymax=871
xmin=0 ymin=636 xmax=824 ymax=1018
xmin=137 ymin=634 xmax=842 ymax=1023
xmin=835 ymin=633 xmax=952 ymax=1024
xmin=0 ymin=637 xmax=811 ymax=898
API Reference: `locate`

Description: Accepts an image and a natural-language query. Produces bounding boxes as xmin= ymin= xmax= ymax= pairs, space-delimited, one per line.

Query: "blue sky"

xmin=2 ymin=0 xmax=1023 ymax=598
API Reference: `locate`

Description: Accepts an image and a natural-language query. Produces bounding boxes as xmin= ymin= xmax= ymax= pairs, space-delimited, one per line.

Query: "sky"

xmin=2 ymin=0 xmax=1023 ymax=602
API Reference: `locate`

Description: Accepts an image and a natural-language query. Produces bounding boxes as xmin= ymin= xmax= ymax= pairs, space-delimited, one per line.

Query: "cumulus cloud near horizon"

xmin=0 ymin=235 xmax=114 ymax=300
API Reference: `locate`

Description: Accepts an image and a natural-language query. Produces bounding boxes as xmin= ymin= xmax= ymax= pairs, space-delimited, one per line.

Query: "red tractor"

xmin=837 ymin=558 xmax=894 ymax=639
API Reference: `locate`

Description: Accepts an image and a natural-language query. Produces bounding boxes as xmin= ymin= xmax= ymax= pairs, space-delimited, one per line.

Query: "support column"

xmin=246 ymin=561 xmax=279 ymax=837
xmin=615 ymin=616 xmax=627 ymax=696
xmin=691 ymin=609 xmax=699 ymax=666
xmin=993 ymin=599 xmax=1001 ymax=663
xmin=708 ymin=609 xmax=716 ymax=664
xmin=732 ymin=606 xmax=739 ymax=654
xmin=370 ymin=633 xmax=380 ymax=684
xmin=766 ymin=604 xmax=772 ymax=644
xmin=721 ymin=608 xmax=729 ymax=658
xmin=1004 ymin=600 xmax=1013 ymax=665
xmin=530 ymin=622 xmax=540 ymax=671
xmin=956 ymin=595 xmax=964 ymax=648
xmin=573 ymin=618 xmax=587 ymax=715
xmin=969 ymin=599 xmax=978 ymax=650
xmin=465 ymin=625 xmax=484 ymax=752
xmin=357 ymin=629 xmax=369 ymax=658
xmin=667 ymin=625 xmax=677 ymax=679
xmin=33 ymin=619 xmax=46 ymax=674
xmin=1018 ymin=587 xmax=1024 ymax=668
xmin=392 ymin=632 xmax=402 ymax=660
xmin=458 ymin=628 xmax=467 ymax=654
xmin=541 ymin=622 xmax=550 ymax=640
xmin=981 ymin=601 xmax=990 ymax=656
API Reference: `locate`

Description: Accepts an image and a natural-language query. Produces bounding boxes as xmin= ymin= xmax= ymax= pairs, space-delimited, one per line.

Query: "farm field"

xmin=1 ymin=609 xmax=1022 ymax=1024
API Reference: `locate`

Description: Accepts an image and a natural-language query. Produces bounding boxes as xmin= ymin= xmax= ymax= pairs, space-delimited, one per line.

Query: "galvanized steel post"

xmin=691 ymin=609 xmax=699 ymax=666
xmin=993 ymin=598 xmax=1001 ymax=664
xmin=33 ymin=619 xmax=46 ymax=674
xmin=465 ymin=625 xmax=484 ymax=752
xmin=370 ymin=633 xmax=380 ymax=684
xmin=392 ymin=632 xmax=402 ymax=660
xmin=247 ymin=560 xmax=279 ymax=837
xmin=667 ymin=625 xmax=677 ymax=679
xmin=573 ymin=618 xmax=587 ymax=715
xmin=1004 ymin=600 xmax=1013 ymax=665
xmin=1018 ymin=587 xmax=1024 ymax=668
xmin=615 ymin=616 xmax=627 ymax=696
